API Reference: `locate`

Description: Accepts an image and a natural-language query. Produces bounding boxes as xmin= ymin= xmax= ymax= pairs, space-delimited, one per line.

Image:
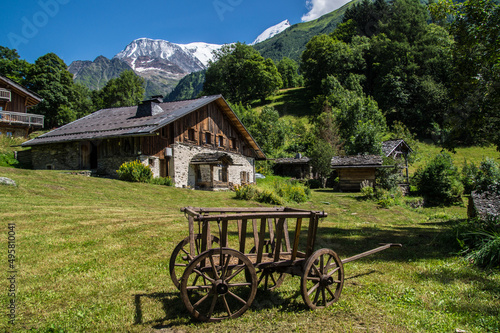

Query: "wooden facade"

xmin=336 ymin=168 xmax=377 ymax=192
xmin=331 ymin=155 xmax=384 ymax=192
xmin=0 ymin=76 xmax=43 ymax=138
xmin=140 ymin=102 xmax=255 ymax=159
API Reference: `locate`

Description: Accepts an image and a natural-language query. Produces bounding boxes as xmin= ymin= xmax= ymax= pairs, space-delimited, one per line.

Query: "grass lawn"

xmin=1 ymin=167 xmax=499 ymax=332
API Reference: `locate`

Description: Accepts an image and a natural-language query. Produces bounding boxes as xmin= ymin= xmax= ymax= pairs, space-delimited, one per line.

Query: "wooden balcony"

xmin=0 ymin=110 xmax=44 ymax=127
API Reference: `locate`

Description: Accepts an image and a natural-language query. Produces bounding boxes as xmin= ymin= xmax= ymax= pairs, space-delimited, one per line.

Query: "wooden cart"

xmin=169 ymin=207 xmax=401 ymax=322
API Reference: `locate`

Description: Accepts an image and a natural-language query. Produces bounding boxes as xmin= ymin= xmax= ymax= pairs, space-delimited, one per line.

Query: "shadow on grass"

xmin=313 ymin=219 xmax=465 ymax=262
xmin=134 ymin=287 xmax=312 ymax=329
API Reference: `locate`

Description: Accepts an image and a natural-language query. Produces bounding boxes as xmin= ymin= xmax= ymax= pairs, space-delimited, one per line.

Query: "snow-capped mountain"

xmin=114 ymin=38 xmax=222 ymax=73
xmin=251 ymin=20 xmax=291 ymax=45
xmin=69 ymin=20 xmax=290 ymax=98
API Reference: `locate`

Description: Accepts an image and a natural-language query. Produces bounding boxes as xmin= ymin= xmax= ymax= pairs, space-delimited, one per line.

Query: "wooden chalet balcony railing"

xmin=0 ymin=110 xmax=44 ymax=127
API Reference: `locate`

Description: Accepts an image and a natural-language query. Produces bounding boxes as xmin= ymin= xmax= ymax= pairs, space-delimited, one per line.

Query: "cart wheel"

xmin=169 ymin=234 xmax=219 ymax=289
xmin=248 ymin=241 xmax=285 ymax=291
xmin=301 ymin=248 xmax=344 ymax=310
xmin=180 ymin=248 xmax=257 ymax=322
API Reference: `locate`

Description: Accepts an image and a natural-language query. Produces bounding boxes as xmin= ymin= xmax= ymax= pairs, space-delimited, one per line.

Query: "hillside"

xmin=252 ymin=0 xmax=358 ymax=62
xmin=0 ymin=166 xmax=499 ymax=332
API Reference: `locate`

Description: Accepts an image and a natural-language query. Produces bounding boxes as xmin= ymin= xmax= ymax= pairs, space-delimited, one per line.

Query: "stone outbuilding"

xmin=22 ymin=95 xmax=266 ymax=190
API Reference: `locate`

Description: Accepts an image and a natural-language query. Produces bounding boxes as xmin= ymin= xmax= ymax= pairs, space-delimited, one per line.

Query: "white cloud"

xmin=301 ymin=0 xmax=350 ymax=22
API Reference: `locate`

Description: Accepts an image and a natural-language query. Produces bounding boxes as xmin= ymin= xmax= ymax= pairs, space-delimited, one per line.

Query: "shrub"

xmin=461 ymin=158 xmax=500 ymax=195
xmin=273 ymin=178 xmax=310 ymax=203
xmin=256 ymin=190 xmax=284 ymax=205
xmin=360 ymin=180 xmax=375 ymax=199
xmin=461 ymin=160 xmax=479 ymax=194
xmin=235 ymin=184 xmax=258 ymax=200
xmin=116 ymin=160 xmax=153 ymax=182
xmin=306 ymin=178 xmax=322 ymax=189
xmin=0 ymin=153 xmax=19 ymax=168
xmin=413 ymin=152 xmax=463 ymax=206
xmin=148 ymin=176 xmax=174 ymax=186
xmin=376 ymin=159 xmax=404 ymax=191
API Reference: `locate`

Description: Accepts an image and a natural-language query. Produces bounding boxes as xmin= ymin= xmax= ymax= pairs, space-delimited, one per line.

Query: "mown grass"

xmin=1 ymin=167 xmax=499 ymax=332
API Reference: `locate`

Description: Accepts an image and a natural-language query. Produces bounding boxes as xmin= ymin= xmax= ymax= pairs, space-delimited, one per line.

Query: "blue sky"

xmin=0 ymin=0 xmax=348 ymax=65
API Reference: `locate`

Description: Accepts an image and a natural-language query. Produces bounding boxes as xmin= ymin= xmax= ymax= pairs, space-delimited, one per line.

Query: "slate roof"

xmin=22 ymin=95 xmax=266 ymax=159
xmin=274 ymin=156 xmax=311 ymax=164
xmin=382 ymin=139 xmax=412 ymax=157
xmin=331 ymin=155 xmax=383 ymax=168
xmin=190 ymin=152 xmax=234 ymax=165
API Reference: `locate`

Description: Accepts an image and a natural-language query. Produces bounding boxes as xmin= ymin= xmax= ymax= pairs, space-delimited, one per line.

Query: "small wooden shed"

xmin=330 ymin=155 xmax=386 ymax=192
xmin=273 ymin=154 xmax=311 ymax=179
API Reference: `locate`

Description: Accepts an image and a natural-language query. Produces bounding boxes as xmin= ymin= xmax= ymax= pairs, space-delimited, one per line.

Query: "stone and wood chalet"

xmin=0 ymin=75 xmax=44 ymax=138
xmin=22 ymin=95 xmax=266 ymax=190
xmin=331 ymin=139 xmax=412 ymax=192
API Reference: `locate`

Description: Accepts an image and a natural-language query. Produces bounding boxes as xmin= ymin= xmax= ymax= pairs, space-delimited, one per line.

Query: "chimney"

xmin=136 ymin=98 xmax=164 ymax=117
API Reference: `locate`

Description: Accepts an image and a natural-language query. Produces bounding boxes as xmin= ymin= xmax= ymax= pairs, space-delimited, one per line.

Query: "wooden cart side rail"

xmin=182 ymin=207 xmax=285 ymax=214
xmin=182 ymin=211 xmax=327 ymax=222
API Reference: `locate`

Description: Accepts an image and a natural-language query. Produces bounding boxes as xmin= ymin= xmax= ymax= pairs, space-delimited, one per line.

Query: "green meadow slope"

xmin=0 ymin=167 xmax=498 ymax=332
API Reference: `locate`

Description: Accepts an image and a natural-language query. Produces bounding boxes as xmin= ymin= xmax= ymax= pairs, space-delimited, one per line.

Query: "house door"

xmin=81 ymin=142 xmax=98 ymax=169
xmin=81 ymin=144 xmax=90 ymax=169
xmin=90 ymin=142 xmax=98 ymax=169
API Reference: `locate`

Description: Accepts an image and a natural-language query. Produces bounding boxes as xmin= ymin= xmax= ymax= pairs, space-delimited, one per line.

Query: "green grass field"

xmin=1 ymin=166 xmax=499 ymax=332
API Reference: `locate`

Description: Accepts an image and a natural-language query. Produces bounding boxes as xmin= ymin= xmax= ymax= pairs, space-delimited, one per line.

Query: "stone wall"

xmin=0 ymin=126 xmax=27 ymax=138
xmin=171 ymin=142 xmax=255 ymax=188
xmin=31 ymin=142 xmax=80 ymax=170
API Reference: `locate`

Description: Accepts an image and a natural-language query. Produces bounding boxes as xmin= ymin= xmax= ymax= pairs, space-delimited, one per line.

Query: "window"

xmin=219 ymin=166 xmax=228 ymax=182
xmin=188 ymin=128 xmax=196 ymax=141
xmin=205 ymin=132 xmax=212 ymax=145
xmin=217 ymin=136 xmax=224 ymax=148
xmin=230 ymin=138 xmax=237 ymax=149
xmin=6 ymin=132 xmax=12 ymax=137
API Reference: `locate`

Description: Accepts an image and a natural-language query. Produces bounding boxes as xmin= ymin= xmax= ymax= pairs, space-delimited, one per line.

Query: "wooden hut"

xmin=330 ymin=155 xmax=386 ymax=192
xmin=273 ymin=154 xmax=311 ymax=179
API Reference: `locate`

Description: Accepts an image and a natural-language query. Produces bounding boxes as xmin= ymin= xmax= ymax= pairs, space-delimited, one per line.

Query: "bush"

xmin=235 ymin=184 xmax=258 ymax=200
xmin=116 ymin=160 xmax=153 ymax=182
xmin=0 ymin=153 xmax=19 ymax=168
xmin=306 ymin=178 xmax=322 ymax=189
xmin=273 ymin=178 xmax=310 ymax=203
xmin=461 ymin=158 xmax=500 ymax=195
xmin=256 ymin=190 xmax=284 ymax=205
xmin=413 ymin=152 xmax=463 ymax=206
xmin=376 ymin=158 xmax=404 ymax=191
xmin=148 ymin=176 xmax=174 ymax=186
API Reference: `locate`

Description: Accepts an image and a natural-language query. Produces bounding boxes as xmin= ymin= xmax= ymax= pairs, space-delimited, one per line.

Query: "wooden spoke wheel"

xmin=180 ymin=248 xmax=258 ymax=322
xmin=247 ymin=240 xmax=285 ymax=291
xmin=301 ymin=248 xmax=344 ymax=310
xmin=169 ymin=234 xmax=219 ymax=289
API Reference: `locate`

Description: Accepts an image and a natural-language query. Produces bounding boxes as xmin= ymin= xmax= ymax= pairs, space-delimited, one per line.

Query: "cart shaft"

xmin=341 ymin=243 xmax=402 ymax=264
